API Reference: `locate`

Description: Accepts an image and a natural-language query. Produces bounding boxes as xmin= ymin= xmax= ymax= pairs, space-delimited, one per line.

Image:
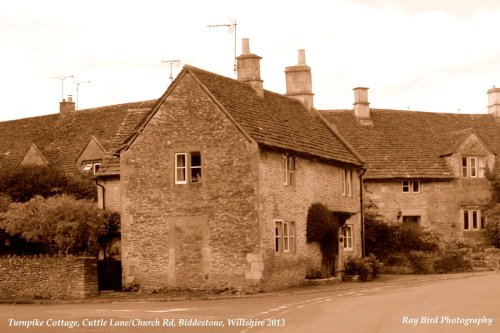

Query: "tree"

xmin=0 ymin=195 xmax=108 ymax=255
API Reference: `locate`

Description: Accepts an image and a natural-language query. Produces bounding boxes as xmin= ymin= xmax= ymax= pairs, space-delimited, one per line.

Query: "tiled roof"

xmin=320 ymin=109 xmax=500 ymax=179
xmin=124 ymin=66 xmax=363 ymax=167
xmin=0 ymin=100 xmax=155 ymax=173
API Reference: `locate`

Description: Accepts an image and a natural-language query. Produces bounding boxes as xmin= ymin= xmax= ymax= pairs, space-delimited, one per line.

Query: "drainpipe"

xmin=359 ymin=167 xmax=367 ymax=258
xmin=96 ymin=180 xmax=105 ymax=210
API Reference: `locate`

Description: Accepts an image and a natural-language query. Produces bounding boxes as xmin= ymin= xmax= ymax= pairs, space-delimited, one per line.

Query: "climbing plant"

xmin=306 ymin=202 xmax=339 ymax=275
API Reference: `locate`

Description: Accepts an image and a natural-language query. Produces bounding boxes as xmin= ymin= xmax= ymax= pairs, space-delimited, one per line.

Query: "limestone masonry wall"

xmin=120 ymin=73 xmax=260 ymax=291
xmin=0 ymin=256 xmax=98 ymax=299
xmin=258 ymin=151 xmax=362 ymax=289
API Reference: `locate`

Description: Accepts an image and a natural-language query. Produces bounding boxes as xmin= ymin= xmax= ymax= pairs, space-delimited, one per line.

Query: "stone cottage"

xmin=115 ymin=39 xmax=365 ymax=291
xmin=321 ymin=87 xmax=500 ymax=244
xmin=0 ymin=96 xmax=155 ymax=183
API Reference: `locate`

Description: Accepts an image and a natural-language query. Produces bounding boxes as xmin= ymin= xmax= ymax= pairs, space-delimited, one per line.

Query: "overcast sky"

xmin=1 ymin=0 xmax=500 ymax=121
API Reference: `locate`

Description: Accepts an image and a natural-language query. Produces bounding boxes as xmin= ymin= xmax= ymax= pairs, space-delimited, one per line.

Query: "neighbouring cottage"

xmin=0 ymin=96 xmax=155 ymax=181
xmin=115 ymin=39 xmax=364 ymax=292
xmin=321 ymin=87 xmax=500 ymax=244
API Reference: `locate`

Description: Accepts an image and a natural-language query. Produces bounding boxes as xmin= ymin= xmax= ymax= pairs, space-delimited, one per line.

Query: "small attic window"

xmin=83 ymin=162 xmax=101 ymax=174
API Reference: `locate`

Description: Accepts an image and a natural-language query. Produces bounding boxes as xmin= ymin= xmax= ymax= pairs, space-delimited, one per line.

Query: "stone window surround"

xmin=173 ymin=150 xmax=202 ymax=185
xmin=274 ymin=220 xmax=296 ymax=254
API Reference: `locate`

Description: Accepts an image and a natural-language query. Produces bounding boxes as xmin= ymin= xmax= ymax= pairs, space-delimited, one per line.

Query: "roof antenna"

xmin=161 ymin=60 xmax=181 ymax=83
xmin=51 ymin=75 xmax=74 ymax=100
xmin=207 ymin=18 xmax=238 ymax=73
xmin=73 ymin=80 xmax=91 ymax=110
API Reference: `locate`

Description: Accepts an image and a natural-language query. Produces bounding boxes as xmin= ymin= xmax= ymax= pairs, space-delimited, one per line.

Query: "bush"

xmin=433 ymin=251 xmax=473 ymax=274
xmin=0 ymin=165 xmax=96 ymax=202
xmin=486 ymin=205 xmax=500 ymax=248
xmin=365 ymin=211 xmax=439 ymax=258
xmin=0 ymin=194 xmax=109 ymax=255
xmin=407 ymin=251 xmax=433 ymax=274
xmin=306 ymin=202 xmax=339 ymax=274
xmin=344 ymin=254 xmax=381 ymax=281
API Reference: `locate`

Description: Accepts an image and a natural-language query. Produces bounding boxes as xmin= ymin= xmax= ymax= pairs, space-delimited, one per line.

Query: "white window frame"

xmin=343 ymin=225 xmax=353 ymax=251
xmin=402 ymin=180 xmax=420 ymax=193
xmin=343 ymin=169 xmax=352 ymax=197
xmin=463 ymin=209 xmax=484 ymax=231
xmin=175 ymin=153 xmax=188 ymax=185
xmin=83 ymin=162 xmax=100 ymax=174
xmin=175 ymin=152 xmax=202 ymax=185
xmin=275 ymin=220 xmax=296 ymax=253
xmin=462 ymin=156 xmax=484 ymax=178
xmin=282 ymin=155 xmax=296 ymax=186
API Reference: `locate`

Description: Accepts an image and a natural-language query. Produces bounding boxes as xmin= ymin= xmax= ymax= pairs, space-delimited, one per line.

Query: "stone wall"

xmin=120 ymin=73 xmax=260 ymax=291
xmin=97 ymin=178 xmax=121 ymax=212
xmin=258 ymin=150 xmax=362 ymax=289
xmin=0 ymin=256 xmax=98 ymax=299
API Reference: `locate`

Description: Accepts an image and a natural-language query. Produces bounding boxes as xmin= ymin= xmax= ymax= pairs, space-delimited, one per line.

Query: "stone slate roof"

xmin=320 ymin=109 xmax=500 ymax=179
xmin=0 ymin=100 xmax=155 ymax=173
xmin=123 ymin=66 xmax=364 ymax=167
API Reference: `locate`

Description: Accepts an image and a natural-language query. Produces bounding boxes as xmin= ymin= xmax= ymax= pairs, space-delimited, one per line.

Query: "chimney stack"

xmin=487 ymin=86 xmax=500 ymax=118
xmin=236 ymin=38 xmax=264 ymax=97
xmin=59 ymin=95 xmax=75 ymax=117
xmin=353 ymin=87 xmax=370 ymax=119
xmin=285 ymin=49 xmax=314 ymax=112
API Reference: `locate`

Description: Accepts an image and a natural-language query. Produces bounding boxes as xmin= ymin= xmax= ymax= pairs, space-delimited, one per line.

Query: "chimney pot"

xmin=298 ymin=49 xmax=306 ymax=65
xmin=242 ymin=38 xmax=250 ymax=55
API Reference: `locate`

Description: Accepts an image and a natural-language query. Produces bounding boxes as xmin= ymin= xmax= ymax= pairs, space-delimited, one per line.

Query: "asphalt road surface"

xmin=1 ymin=273 xmax=499 ymax=333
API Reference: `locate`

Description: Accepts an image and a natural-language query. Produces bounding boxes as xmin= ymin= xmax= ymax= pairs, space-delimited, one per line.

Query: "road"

xmin=1 ymin=273 xmax=499 ymax=333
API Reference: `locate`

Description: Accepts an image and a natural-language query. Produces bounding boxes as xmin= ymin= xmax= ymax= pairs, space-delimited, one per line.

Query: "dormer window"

xmin=462 ymin=156 xmax=485 ymax=178
xmin=83 ymin=162 xmax=100 ymax=174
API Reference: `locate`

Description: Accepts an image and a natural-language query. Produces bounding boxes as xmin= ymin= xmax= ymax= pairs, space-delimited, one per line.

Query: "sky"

xmin=1 ymin=0 xmax=500 ymax=121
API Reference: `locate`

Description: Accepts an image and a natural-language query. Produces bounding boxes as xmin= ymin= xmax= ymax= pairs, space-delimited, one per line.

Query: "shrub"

xmin=0 ymin=194 xmax=108 ymax=255
xmin=485 ymin=205 xmax=500 ymax=248
xmin=407 ymin=251 xmax=433 ymax=274
xmin=433 ymin=251 xmax=473 ymax=274
xmin=0 ymin=165 xmax=96 ymax=202
xmin=364 ymin=206 xmax=439 ymax=258
xmin=344 ymin=254 xmax=381 ymax=281
xmin=307 ymin=202 xmax=339 ymax=274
